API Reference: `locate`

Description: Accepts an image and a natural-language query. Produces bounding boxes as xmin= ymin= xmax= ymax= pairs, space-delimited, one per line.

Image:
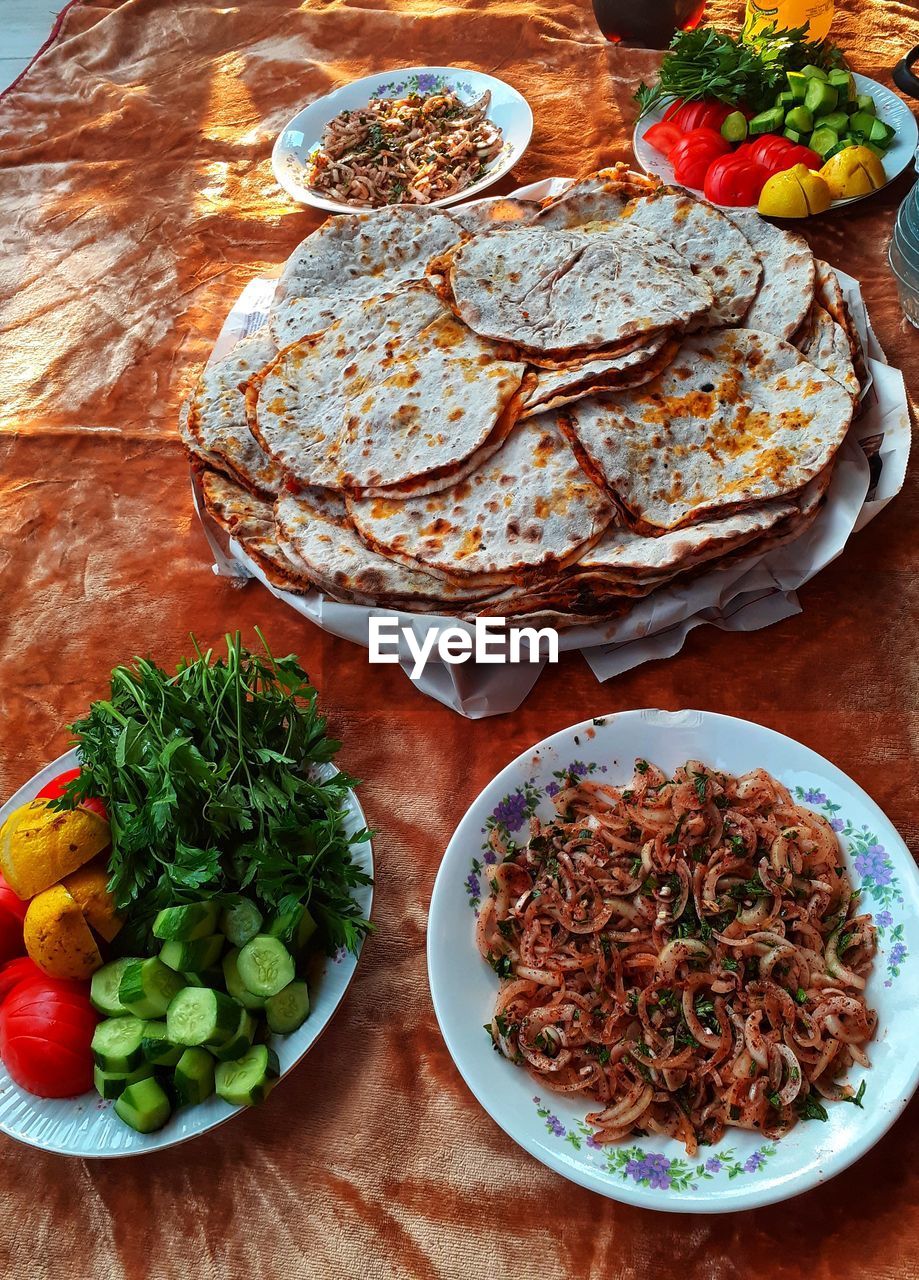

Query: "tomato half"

xmin=0 ymin=958 xmax=44 ymax=1004
xmin=35 ymin=769 xmax=108 ymax=823
xmin=0 ymin=874 xmax=27 ymax=925
xmin=0 ymin=905 xmax=24 ymax=967
xmin=669 ymin=99 xmax=732 ymax=134
xmin=782 ymin=143 xmax=822 ymax=172
xmin=662 ymin=98 xmax=685 ymax=123
xmin=644 ymin=121 xmax=683 ymax=158
xmin=0 ymin=979 xmax=98 ymax=1097
xmin=36 ymin=768 xmax=80 ymax=800
xmin=669 ymin=127 xmax=731 ymax=189
xmin=703 ymin=154 xmax=769 ymax=206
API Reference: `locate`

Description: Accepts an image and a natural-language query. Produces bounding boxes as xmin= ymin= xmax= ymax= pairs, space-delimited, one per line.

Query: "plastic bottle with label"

xmin=744 ymin=0 xmax=835 ymax=43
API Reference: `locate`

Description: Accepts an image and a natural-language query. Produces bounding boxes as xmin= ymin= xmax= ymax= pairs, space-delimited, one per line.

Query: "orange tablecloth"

xmin=1 ymin=1 xmax=917 ymax=1275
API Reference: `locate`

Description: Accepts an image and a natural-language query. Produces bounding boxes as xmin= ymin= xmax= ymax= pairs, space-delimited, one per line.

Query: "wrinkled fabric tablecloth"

xmin=1 ymin=1 xmax=918 ymax=1276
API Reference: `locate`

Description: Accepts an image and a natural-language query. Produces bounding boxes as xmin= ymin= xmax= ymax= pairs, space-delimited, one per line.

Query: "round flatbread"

xmin=269 ymin=205 xmax=463 ymax=347
xmin=347 ymin=412 xmax=615 ymax=585
xmin=563 ymin=329 xmax=854 ymax=532
xmin=727 ymin=208 xmax=815 ymax=341
xmin=622 ymin=192 xmax=763 ymax=328
xmin=252 ymin=283 xmax=529 ymax=492
xmin=275 ymin=489 xmax=495 ymax=605
xmin=520 ymin=337 xmax=680 ymax=418
xmin=449 ymin=197 xmax=537 ymax=235
xmin=184 ymin=329 xmax=282 ymax=496
xmin=199 ymin=470 xmax=306 ymax=591
xmin=795 ymin=302 xmax=859 ymax=399
xmin=534 ymin=165 xmax=660 ymax=230
xmin=433 ymin=222 xmax=712 ymax=355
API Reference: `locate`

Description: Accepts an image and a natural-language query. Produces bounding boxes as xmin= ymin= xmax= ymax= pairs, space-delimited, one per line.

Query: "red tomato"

xmin=703 ymin=154 xmax=769 ymax=206
xmin=0 ymin=958 xmax=45 ymax=1004
xmin=0 ymin=874 xmax=26 ymax=925
xmin=36 ymin=768 xmax=80 ymax=800
xmin=0 ymin=905 xmax=24 ymax=967
xmin=643 ymin=121 xmax=684 ymax=158
xmin=35 ymin=769 xmax=108 ymax=823
xmin=743 ymin=135 xmax=797 ymax=176
xmin=669 ymin=127 xmax=731 ymax=189
xmin=782 ymin=143 xmax=822 ymax=171
xmin=669 ymin=100 xmax=732 ymax=134
xmin=0 ymin=979 xmax=97 ymax=1097
xmin=662 ymin=98 xmax=685 ymax=122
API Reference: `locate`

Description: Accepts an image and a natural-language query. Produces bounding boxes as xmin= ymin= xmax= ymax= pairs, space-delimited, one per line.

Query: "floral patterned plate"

xmin=0 ymin=749 xmax=373 ymax=1158
xmin=426 ymin=709 xmax=919 ymax=1212
xmin=272 ymin=65 xmax=533 ymax=214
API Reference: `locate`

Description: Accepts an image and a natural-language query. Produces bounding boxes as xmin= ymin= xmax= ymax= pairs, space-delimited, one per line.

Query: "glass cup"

xmin=591 ymin=0 xmax=706 ymax=48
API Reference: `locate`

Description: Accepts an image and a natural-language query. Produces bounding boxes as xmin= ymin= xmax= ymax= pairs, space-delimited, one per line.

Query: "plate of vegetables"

xmin=633 ymin=24 xmax=918 ymax=216
xmin=0 ymin=634 xmax=373 ymax=1157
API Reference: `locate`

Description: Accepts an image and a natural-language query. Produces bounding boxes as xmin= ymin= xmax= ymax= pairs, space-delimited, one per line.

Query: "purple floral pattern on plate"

xmin=370 ymin=74 xmax=475 ymax=99
xmin=793 ymin=785 xmax=906 ymax=985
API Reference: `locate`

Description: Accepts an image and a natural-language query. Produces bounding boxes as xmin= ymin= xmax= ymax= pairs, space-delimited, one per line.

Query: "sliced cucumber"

xmin=220 ymin=897 xmax=263 ymax=948
xmin=114 ymin=1076 xmax=172 ymax=1133
xmin=215 ymin=1044 xmax=280 ymax=1106
xmin=174 ymin=1047 xmax=216 ymax=1106
xmin=210 ymin=1007 xmax=257 ymax=1062
xmin=152 ymin=901 xmax=219 ymax=942
xmin=160 ymin=934 xmax=223 ymax=974
xmin=267 ymin=906 xmax=316 ymax=953
xmin=237 ymin=935 xmax=295 ymax=998
xmin=91 ymin=1017 xmax=147 ymax=1073
xmin=182 ymin=967 xmax=224 ymax=989
xmin=90 ymin=958 xmax=137 ymax=1016
xmin=223 ymin=949 xmax=266 ymax=1010
xmin=166 ymin=987 xmax=241 ymax=1047
xmin=141 ymin=1021 xmax=183 ymax=1067
xmin=93 ymin=1063 xmax=153 ymax=1101
xmin=266 ymin=980 xmax=310 ymax=1035
xmin=118 ymin=957 xmax=186 ymax=1019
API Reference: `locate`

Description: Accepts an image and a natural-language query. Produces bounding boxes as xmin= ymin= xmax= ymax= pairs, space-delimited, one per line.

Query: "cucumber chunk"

xmin=855 ymin=92 xmax=877 ymax=116
xmin=801 ymin=63 xmax=829 ymax=81
xmin=220 ymin=897 xmax=264 ymax=949
xmin=237 ymin=936 xmax=295 ymax=998
xmin=267 ymin=905 xmax=317 ymax=954
xmin=93 ymin=1063 xmax=153 ymax=1101
xmin=119 ymin=957 xmax=185 ymax=1019
xmin=787 ymin=70 xmax=809 ymax=101
xmin=141 ymin=1021 xmax=183 ymax=1067
xmin=159 ymin=934 xmax=223 ymax=974
xmin=810 ymin=126 xmax=840 ymax=159
xmin=210 ymin=1007 xmax=257 ymax=1061
xmin=720 ymin=110 xmax=747 ymax=144
xmin=91 ymin=1017 xmax=147 ymax=1073
xmin=804 ymin=78 xmax=838 ymax=117
xmin=266 ymin=980 xmax=310 ymax=1035
xmin=166 ymin=986 xmax=241 ymax=1047
xmin=90 ymin=958 xmax=138 ymax=1016
xmin=174 ymin=1047 xmax=216 ymax=1106
xmin=749 ymin=106 xmax=785 ymax=136
xmin=152 ymin=902 xmax=219 ymax=942
xmin=215 ymin=1044 xmax=280 ymax=1106
xmin=223 ymin=949 xmax=266 ymax=1010
xmin=784 ymin=105 xmax=813 ymax=134
xmin=114 ymin=1076 xmax=172 ymax=1133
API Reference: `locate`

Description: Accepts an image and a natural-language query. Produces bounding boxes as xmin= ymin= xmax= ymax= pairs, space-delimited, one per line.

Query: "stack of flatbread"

xmin=182 ymin=165 xmax=863 ymax=628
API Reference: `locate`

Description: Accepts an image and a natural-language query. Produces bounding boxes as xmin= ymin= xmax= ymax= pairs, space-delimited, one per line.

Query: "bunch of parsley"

xmin=54 ymin=631 xmax=373 ymax=955
xmin=636 ymin=23 xmax=843 ymax=119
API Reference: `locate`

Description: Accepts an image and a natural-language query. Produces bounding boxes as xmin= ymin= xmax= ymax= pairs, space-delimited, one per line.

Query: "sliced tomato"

xmin=782 ymin=143 xmax=822 ymax=171
xmin=0 ymin=958 xmax=44 ymax=1004
xmin=0 ymin=979 xmax=97 ymax=1097
xmin=662 ymin=98 xmax=685 ymax=123
xmin=0 ymin=875 xmax=27 ymax=925
xmin=669 ymin=99 xmax=732 ymax=134
xmin=743 ymin=134 xmax=798 ymax=176
xmin=703 ymin=154 xmax=769 ymax=206
xmin=643 ymin=121 xmax=684 ymax=158
xmin=669 ymin=127 xmax=731 ymax=190
xmin=0 ymin=905 xmax=24 ymax=966
xmin=36 ymin=768 xmax=80 ymax=800
xmin=35 ymin=769 xmax=108 ymax=823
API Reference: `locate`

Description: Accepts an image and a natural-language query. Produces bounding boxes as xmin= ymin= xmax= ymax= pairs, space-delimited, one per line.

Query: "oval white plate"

xmin=0 ymin=749 xmax=373 ymax=1158
xmin=632 ymin=72 xmax=918 ymax=211
xmin=272 ymin=65 xmax=533 ymax=214
xmin=427 ymin=709 xmax=919 ymax=1212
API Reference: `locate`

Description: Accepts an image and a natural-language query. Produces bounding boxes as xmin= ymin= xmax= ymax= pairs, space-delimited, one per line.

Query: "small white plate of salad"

xmin=0 ymin=635 xmax=373 ymax=1157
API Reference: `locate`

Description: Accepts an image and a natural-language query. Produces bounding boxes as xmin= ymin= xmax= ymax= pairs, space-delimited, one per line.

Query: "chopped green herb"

xmin=692 ymin=772 xmax=707 ymax=804
xmin=635 ymin=759 xmax=649 ymax=775
xmin=796 ymin=1094 xmax=829 ymax=1123
xmin=491 ymin=954 xmax=513 ymax=978
xmin=846 ymin=1080 xmax=867 ymax=1109
xmin=795 ymin=987 xmax=808 ymax=1005
xmin=722 ymin=958 xmax=739 ymax=972
xmin=767 ymin=1090 xmax=781 ymax=1109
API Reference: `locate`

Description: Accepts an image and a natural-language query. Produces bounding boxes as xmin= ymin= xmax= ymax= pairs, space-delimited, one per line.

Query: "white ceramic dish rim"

xmin=632 ymin=71 xmax=919 ymax=211
xmin=271 ymin=64 xmax=534 ymax=214
xmin=427 ymin=708 xmax=919 ymax=1212
xmin=0 ymin=748 xmax=373 ymax=1158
